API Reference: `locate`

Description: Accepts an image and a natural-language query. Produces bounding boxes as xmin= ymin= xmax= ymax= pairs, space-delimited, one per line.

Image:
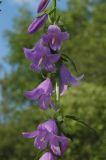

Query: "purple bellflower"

xmin=24 ymin=39 xmax=60 ymax=72
xmin=60 ymin=64 xmax=84 ymax=96
xmin=28 ymin=14 xmax=48 ymax=34
xmin=37 ymin=0 xmax=50 ymax=13
xmin=24 ymin=78 xmax=54 ymax=110
xmin=22 ymin=119 xmax=69 ymax=156
xmin=39 ymin=152 xmax=56 ymax=160
xmin=43 ymin=25 xmax=69 ymax=51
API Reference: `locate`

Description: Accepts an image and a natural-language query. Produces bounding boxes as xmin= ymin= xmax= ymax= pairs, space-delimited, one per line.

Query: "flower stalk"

xmin=55 ymin=79 xmax=60 ymax=109
xmin=22 ymin=0 xmax=84 ymax=159
xmin=53 ymin=0 xmax=57 ymax=23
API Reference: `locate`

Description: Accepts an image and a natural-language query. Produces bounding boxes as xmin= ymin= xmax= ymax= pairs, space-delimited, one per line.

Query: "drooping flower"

xmin=37 ymin=0 xmax=50 ymax=13
xmin=24 ymin=78 xmax=53 ymax=110
xmin=28 ymin=14 xmax=48 ymax=34
xmin=24 ymin=39 xmax=60 ymax=72
xmin=39 ymin=152 xmax=56 ymax=160
xmin=42 ymin=25 xmax=69 ymax=51
xmin=60 ymin=64 xmax=84 ymax=96
xmin=60 ymin=134 xmax=69 ymax=155
xmin=50 ymin=134 xmax=69 ymax=156
xmin=22 ymin=119 xmax=69 ymax=156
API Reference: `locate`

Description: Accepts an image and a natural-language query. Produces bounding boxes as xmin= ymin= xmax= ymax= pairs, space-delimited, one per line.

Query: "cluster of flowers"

xmin=23 ymin=120 xmax=69 ymax=159
xmin=22 ymin=0 xmax=83 ymax=159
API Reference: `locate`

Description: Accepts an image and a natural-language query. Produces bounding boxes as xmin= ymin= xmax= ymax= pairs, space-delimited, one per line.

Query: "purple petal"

xmin=45 ymin=64 xmax=56 ymax=72
xmin=44 ymin=54 xmax=60 ymax=72
xmin=34 ymin=130 xmax=49 ymax=150
xmin=24 ymin=88 xmax=43 ymax=100
xmin=30 ymin=63 xmax=41 ymax=72
xmin=35 ymin=38 xmax=49 ymax=50
xmin=50 ymin=135 xmax=61 ymax=156
xmin=37 ymin=0 xmax=50 ymax=13
xmin=49 ymin=135 xmax=69 ymax=156
xmin=38 ymin=95 xmax=51 ymax=110
xmin=39 ymin=152 xmax=55 ymax=160
xmin=38 ymin=78 xmax=52 ymax=95
xmin=24 ymin=78 xmax=52 ymax=101
xmin=60 ymin=65 xmax=84 ymax=95
xmin=35 ymin=41 xmax=50 ymax=56
xmin=47 ymin=54 xmax=60 ymax=64
xmin=43 ymin=25 xmax=69 ymax=50
xmin=23 ymin=39 xmax=49 ymax=65
xmin=60 ymin=83 xmax=68 ymax=96
xmin=28 ymin=14 xmax=48 ymax=34
xmin=59 ymin=135 xmax=69 ymax=155
xmin=48 ymin=25 xmax=61 ymax=33
xmin=61 ymin=32 xmax=70 ymax=41
xmin=42 ymin=33 xmax=51 ymax=44
xmin=30 ymin=44 xmax=51 ymax=71
xmin=23 ymin=48 xmax=36 ymax=61
xmin=22 ymin=130 xmax=38 ymax=138
xmin=50 ymin=40 xmax=61 ymax=51
xmin=24 ymin=39 xmax=53 ymax=72
xmin=38 ymin=120 xmax=58 ymax=134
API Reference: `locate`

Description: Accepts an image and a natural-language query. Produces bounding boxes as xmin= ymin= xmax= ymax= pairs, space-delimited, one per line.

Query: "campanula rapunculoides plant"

xmin=22 ymin=0 xmax=84 ymax=159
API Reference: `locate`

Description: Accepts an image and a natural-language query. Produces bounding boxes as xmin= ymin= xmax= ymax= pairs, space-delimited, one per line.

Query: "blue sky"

xmin=0 ymin=0 xmax=67 ymax=76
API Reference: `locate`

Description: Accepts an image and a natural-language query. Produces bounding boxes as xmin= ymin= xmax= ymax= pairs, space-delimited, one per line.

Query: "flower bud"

xmin=37 ymin=0 xmax=50 ymax=13
xmin=28 ymin=14 xmax=48 ymax=34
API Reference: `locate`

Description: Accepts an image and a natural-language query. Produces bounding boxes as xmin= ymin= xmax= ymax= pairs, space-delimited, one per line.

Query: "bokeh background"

xmin=0 ymin=0 xmax=106 ymax=160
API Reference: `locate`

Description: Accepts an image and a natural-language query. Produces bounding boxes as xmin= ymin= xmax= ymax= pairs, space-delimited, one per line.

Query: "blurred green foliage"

xmin=0 ymin=0 xmax=106 ymax=160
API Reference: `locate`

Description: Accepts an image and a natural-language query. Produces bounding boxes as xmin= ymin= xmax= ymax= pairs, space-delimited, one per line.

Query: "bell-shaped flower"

xmin=22 ymin=119 xmax=69 ymax=156
xmin=60 ymin=64 xmax=84 ymax=96
xmin=60 ymin=134 xmax=69 ymax=155
xmin=28 ymin=14 xmax=48 ymax=34
xmin=42 ymin=25 xmax=69 ymax=51
xmin=24 ymin=78 xmax=53 ymax=110
xmin=23 ymin=39 xmax=60 ymax=72
xmin=37 ymin=0 xmax=50 ymax=13
xmin=50 ymin=134 xmax=69 ymax=156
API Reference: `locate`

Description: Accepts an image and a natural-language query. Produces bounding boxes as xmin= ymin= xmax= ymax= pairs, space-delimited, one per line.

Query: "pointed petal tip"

xmin=22 ymin=131 xmax=38 ymax=138
xmin=23 ymin=47 xmax=25 ymax=51
xmin=22 ymin=132 xmax=25 ymax=135
xmin=23 ymin=91 xmax=34 ymax=99
xmin=77 ymin=74 xmax=85 ymax=81
xmin=23 ymin=47 xmax=28 ymax=54
xmin=22 ymin=132 xmax=29 ymax=138
xmin=23 ymin=91 xmax=27 ymax=97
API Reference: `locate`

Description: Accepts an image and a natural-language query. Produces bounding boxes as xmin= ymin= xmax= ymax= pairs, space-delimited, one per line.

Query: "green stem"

xmin=55 ymin=80 xmax=60 ymax=108
xmin=53 ymin=0 xmax=57 ymax=23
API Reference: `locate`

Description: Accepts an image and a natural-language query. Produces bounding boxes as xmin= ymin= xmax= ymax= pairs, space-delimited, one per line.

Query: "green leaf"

xmin=62 ymin=54 xmax=78 ymax=73
xmin=36 ymin=12 xmax=45 ymax=18
xmin=34 ymin=151 xmax=43 ymax=160
xmin=56 ymin=16 xmax=61 ymax=23
xmin=36 ymin=8 xmax=56 ymax=18
xmin=65 ymin=115 xmax=98 ymax=135
xmin=48 ymin=8 xmax=56 ymax=15
xmin=62 ymin=131 xmax=74 ymax=141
